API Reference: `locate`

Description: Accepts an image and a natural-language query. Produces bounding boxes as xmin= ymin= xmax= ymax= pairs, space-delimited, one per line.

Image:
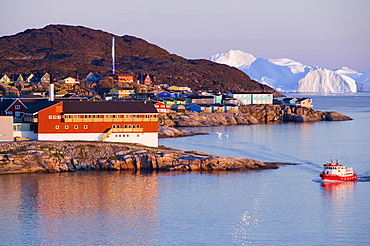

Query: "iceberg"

xmin=297 ymin=69 xmax=356 ymax=93
xmin=210 ymin=50 xmax=368 ymax=93
xmin=210 ymin=50 xmax=256 ymax=68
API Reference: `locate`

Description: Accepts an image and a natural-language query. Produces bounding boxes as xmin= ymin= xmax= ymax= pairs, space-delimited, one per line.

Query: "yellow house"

xmin=0 ymin=74 xmax=11 ymax=83
xmin=56 ymin=89 xmax=70 ymax=97
xmin=59 ymin=77 xmax=79 ymax=84
xmin=168 ymin=86 xmax=192 ymax=92
xmin=110 ymin=87 xmax=135 ymax=99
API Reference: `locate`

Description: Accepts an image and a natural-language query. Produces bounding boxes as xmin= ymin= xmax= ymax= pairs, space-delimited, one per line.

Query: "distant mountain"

xmin=210 ymin=50 xmax=370 ymax=93
xmin=0 ymin=25 xmax=283 ymax=96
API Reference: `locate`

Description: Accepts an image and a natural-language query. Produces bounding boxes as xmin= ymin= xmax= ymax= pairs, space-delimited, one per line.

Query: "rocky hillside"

xmin=0 ymin=25 xmax=283 ymax=96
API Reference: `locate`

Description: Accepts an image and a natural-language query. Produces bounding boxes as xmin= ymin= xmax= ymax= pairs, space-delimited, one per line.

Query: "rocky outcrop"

xmin=158 ymin=126 xmax=207 ymax=138
xmin=159 ymin=112 xmax=259 ymax=128
xmin=0 ymin=141 xmax=283 ymax=175
xmin=159 ymin=105 xmax=352 ymax=129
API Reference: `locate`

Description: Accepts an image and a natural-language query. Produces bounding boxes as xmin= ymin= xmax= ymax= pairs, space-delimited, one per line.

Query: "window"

xmin=55 ymin=125 xmax=59 ymax=129
xmin=49 ymin=115 xmax=52 ymax=119
xmin=57 ymin=116 xmax=61 ymax=119
xmin=53 ymin=115 xmax=56 ymax=119
xmin=84 ymin=125 xmax=88 ymax=129
xmin=74 ymin=125 xmax=78 ymax=129
xmin=15 ymin=105 xmax=20 ymax=109
xmin=65 ymin=125 xmax=69 ymax=129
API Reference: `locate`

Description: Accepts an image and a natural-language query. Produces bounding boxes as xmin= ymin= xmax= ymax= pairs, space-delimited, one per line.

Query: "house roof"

xmin=233 ymin=92 xmax=273 ymax=95
xmin=187 ymin=95 xmax=215 ymax=99
xmin=62 ymin=101 xmax=157 ymax=114
xmin=0 ymin=99 xmax=14 ymax=111
xmin=115 ymin=74 xmax=134 ymax=77
xmin=0 ymin=98 xmax=43 ymax=112
xmin=23 ymin=101 xmax=61 ymax=114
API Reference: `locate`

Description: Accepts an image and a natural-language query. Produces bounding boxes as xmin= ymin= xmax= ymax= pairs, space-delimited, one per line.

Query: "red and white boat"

xmin=320 ymin=159 xmax=357 ymax=181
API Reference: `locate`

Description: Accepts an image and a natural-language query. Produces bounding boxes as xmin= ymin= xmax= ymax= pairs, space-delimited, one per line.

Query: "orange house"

xmin=114 ymin=74 xmax=135 ymax=83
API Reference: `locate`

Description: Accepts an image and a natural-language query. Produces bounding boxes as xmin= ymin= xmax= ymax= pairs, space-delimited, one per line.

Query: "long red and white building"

xmin=22 ymin=100 xmax=159 ymax=147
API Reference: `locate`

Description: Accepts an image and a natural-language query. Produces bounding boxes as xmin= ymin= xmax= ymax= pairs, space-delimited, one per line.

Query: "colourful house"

xmin=142 ymin=75 xmax=152 ymax=85
xmin=282 ymin=98 xmax=313 ymax=108
xmin=85 ymin=72 xmax=100 ymax=83
xmin=154 ymin=102 xmax=171 ymax=113
xmin=224 ymin=104 xmax=239 ymax=113
xmin=212 ymin=104 xmax=225 ymax=113
xmin=31 ymin=72 xmax=51 ymax=83
xmin=59 ymin=77 xmax=79 ymax=84
xmin=110 ymin=87 xmax=135 ymax=99
xmin=168 ymin=86 xmax=192 ymax=92
xmin=184 ymin=104 xmax=201 ymax=112
xmin=114 ymin=74 xmax=135 ymax=83
xmin=186 ymin=96 xmax=215 ymax=104
xmin=231 ymin=92 xmax=273 ymax=105
xmin=0 ymin=74 xmax=11 ymax=83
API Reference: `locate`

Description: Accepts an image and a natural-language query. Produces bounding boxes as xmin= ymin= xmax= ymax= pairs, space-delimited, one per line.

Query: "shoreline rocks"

xmin=158 ymin=105 xmax=352 ymax=137
xmin=0 ymin=141 xmax=288 ymax=175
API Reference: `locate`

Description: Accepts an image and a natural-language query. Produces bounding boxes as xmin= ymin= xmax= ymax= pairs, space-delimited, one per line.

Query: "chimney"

xmin=112 ymin=37 xmax=115 ymax=75
xmin=49 ymin=74 xmax=54 ymax=101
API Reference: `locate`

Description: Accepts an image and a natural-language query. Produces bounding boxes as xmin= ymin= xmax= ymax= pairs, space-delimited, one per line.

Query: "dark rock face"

xmin=0 ymin=25 xmax=283 ymax=96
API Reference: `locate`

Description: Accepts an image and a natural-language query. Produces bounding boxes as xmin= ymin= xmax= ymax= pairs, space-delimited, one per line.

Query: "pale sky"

xmin=1 ymin=0 xmax=369 ymax=71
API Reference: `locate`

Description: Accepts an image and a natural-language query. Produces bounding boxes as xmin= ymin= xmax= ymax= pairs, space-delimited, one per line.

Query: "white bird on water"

xmin=216 ymin=132 xmax=223 ymax=138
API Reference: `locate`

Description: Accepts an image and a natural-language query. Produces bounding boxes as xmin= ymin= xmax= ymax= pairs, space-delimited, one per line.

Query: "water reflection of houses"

xmin=18 ymin=172 xmax=159 ymax=242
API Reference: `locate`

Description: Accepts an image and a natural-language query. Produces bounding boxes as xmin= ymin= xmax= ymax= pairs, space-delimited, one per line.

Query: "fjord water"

xmin=1 ymin=93 xmax=369 ymax=245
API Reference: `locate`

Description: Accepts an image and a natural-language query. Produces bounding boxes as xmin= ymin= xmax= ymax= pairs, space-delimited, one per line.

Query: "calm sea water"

xmin=1 ymin=93 xmax=370 ymax=245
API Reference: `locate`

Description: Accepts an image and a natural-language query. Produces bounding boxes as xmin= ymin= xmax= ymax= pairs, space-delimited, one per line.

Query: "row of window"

xmin=115 ymin=134 xmax=141 ymax=138
xmin=13 ymin=124 xmax=33 ymax=131
xmin=112 ymin=124 xmax=141 ymax=128
xmin=54 ymin=124 xmax=141 ymax=130
xmin=55 ymin=125 xmax=88 ymax=130
xmin=63 ymin=114 xmax=157 ymax=119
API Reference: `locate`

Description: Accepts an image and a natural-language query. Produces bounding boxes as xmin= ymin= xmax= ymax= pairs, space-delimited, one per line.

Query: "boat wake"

xmin=356 ymin=175 xmax=370 ymax=182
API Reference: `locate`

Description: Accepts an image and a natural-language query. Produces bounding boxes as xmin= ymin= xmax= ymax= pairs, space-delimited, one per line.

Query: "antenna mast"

xmin=112 ymin=36 xmax=115 ymax=75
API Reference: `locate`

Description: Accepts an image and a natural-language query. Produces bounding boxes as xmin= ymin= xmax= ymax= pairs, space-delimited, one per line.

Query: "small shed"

xmin=171 ymin=104 xmax=186 ymax=113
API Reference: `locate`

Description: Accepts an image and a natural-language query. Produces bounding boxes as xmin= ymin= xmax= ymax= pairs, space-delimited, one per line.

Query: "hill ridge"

xmin=0 ymin=24 xmax=282 ymax=95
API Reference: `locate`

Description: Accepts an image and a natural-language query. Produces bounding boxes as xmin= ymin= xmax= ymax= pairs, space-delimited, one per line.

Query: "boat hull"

xmin=320 ymin=173 xmax=357 ymax=181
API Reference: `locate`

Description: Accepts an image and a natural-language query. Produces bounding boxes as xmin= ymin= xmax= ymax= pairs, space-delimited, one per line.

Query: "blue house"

xmin=157 ymin=91 xmax=172 ymax=98
xmin=184 ymin=104 xmax=201 ymax=112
